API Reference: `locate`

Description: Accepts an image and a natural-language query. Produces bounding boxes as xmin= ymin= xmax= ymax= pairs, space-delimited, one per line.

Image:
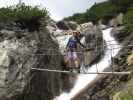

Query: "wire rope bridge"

xmin=31 ymin=44 xmax=133 ymax=75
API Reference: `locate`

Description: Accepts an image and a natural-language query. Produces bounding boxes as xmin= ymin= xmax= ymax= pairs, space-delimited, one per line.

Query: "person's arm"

xmin=76 ymin=36 xmax=86 ymax=48
xmin=66 ymin=38 xmax=70 ymax=50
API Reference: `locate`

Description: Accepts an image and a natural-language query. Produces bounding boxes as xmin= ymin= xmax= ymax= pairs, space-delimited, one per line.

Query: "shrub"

xmin=89 ymin=2 xmax=117 ymax=19
xmin=124 ymin=6 xmax=133 ymax=24
xmin=110 ymin=0 xmax=133 ymax=13
xmin=0 ymin=7 xmax=15 ymax=23
xmin=123 ymin=6 xmax=133 ymax=33
xmin=64 ymin=1 xmax=118 ymax=24
xmin=0 ymin=3 xmax=49 ymax=31
xmin=64 ymin=13 xmax=88 ymax=24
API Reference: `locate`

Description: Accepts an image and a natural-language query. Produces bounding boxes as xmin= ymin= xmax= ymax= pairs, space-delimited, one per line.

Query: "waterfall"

xmin=54 ymin=27 xmax=122 ymax=100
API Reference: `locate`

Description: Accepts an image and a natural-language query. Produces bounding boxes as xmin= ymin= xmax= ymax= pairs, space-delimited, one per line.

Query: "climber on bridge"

xmin=64 ymin=31 xmax=86 ymax=71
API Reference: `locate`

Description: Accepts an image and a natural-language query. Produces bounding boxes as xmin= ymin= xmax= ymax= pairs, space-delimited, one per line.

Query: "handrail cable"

xmin=31 ymin=68 xmax=131 ymax=75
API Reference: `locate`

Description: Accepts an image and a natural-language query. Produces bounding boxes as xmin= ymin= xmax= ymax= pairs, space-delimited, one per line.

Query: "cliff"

xmin=0 ymin=21 xmax=64 ymax=100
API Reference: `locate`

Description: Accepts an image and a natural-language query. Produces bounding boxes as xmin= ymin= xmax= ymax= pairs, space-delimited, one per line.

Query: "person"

xmin=65 ymin=31 xmax=85 ymax=70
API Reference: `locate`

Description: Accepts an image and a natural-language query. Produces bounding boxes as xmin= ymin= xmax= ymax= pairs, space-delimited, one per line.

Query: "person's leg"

xmin=75 ymin=58 xmax=80 ymax=68
xmin=64 ymin=51 xmax=70 ymax=68
xmin=73 ymin=52 xmax=80 ymax=68
xmin=64 ymin=56 xmax=68 ymax=64
xmin=67 ymin=51 xmax=73 ymax=68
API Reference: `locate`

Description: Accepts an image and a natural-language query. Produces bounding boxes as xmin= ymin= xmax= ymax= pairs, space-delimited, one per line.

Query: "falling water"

xmin=54 ymin=28 xmax=121 ymax=100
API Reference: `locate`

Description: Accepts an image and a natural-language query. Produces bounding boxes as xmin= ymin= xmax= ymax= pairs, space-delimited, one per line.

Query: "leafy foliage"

xmin=0 ymin=7 xmax=14 ymax=23
xmin=87 ymin=2 xmax=117 ymax=24
xmin=64 ymin=13 xmax=88 ymax=24
xmin=110 ymin=0 xmax=133 ymax=13
xmin=89 ymin=2 xmax=117 ymax=18
xmin=0 ymin=3 xmax=49 ymax=31
xmin=124 ymin=6 xmax=133 ymax=24
xmin=64 ymin=1 xmax=117 ymax=24
xmin=64 ymin=0 xmax=133 ymax=25
xmin=123 ymin=6 xmax=133 ymax=33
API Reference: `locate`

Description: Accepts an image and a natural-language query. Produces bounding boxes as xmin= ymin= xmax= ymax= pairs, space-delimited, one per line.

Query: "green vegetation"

xmin=86 ymin=1 xmax=117 ymax=24
xmin=64 ymin=13 xmax=88 ymax=24
xmin=0 ymin=3 xmax=49 ymax=31
xmin=113 ymin=79 xmax=133 ymax=100
xmin=124 ymin=6 xmax=133 ymax=24
xmin=64 ymin=1 xmax=118 ymax=24
xmin=64 ymin=0 xmax=133 ymax=25
xmin=110 ymin=0 xmax=133 ymax=13
xmin=123 ymin=6 xmax=133 ymax=33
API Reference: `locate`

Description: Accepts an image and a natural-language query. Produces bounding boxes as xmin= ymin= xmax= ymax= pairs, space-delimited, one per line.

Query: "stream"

xmin=54 ymin=27 xmax=122 ymax=100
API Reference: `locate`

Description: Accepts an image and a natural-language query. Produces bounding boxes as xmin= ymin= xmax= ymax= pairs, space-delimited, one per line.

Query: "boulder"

xmin=0 ymin=27 xmax=63 ymax=100
xmin=77 ymin=22 xmax=94 ymax=35
xmin=56 ymin=21 xmax=69 ymax=30
xmin=67 ymin=21 xmax=78 ymax=30
xmin=109 ymin=13 xmax=124 ymax=27
xmin=116 ymin=13 xmax=124 ymax=25
xmin=87 ymin=26 xmax=104 ymax=66
xmin=56 ymin=21 xmax=78 ymax=31
xmin=77 ymin=23 xmax=104 ymax=66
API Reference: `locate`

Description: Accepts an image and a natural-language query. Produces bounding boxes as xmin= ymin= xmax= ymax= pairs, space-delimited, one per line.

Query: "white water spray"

xmin=54 ymin=28 xmax=121 ymax=100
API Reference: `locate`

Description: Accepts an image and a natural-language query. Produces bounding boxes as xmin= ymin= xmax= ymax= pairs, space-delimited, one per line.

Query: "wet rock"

xmin=111 ymin=26 xmax=131 ymax=43
xmin=82 ymin=25 xmax=104 ymax=66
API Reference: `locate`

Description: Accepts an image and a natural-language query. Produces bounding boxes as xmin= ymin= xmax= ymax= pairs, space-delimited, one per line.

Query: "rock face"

xmin=109 ymin=13 xmax=124 ymax=27
xmin=56 ymin=21 xmax=78 ymax=30
xmin=67 ymin=21 xmax=78 ymax=30
xmin=77 ymin=23 xmax=104 ymax=66
xmin=56 ymin=21 xmax=69 ymax=30
xmin=0 ymin=29 xmax=38 ymax=99
xmin=0 ymin=48 xmax=9 ymax=99
xmin=127 ymin=51 xmax=133 ymax=65
xmin=0 ymin=25 xmax=63 ymax=100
